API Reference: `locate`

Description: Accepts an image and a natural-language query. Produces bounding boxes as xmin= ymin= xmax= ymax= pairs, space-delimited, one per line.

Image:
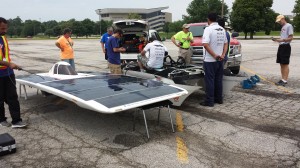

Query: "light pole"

xmin=39 ymin=18 xmax=42 ymax=34
xmin=95 ymin=9 xmax=102 ymax=36
xmin=221 ymin=0 xmax=224 ymax=18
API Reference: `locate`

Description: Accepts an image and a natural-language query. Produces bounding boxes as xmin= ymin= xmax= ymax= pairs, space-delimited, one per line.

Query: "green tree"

xmin=94 ymin=20 xmax=113 ymax=35
xmin=82 ymin=18 xmax=95 ymax=38
xmin=53 ymin=26 xmax=62 ymax=37
xmin=59 ymin=19 xmax=76 ymax=32
xmin=21 ymin=20 xmax=41 ymax=37
xmin=231 ymin=0 xmax=273 ymax=39
xmin=264 ymin=9 xmax=277 ymax=35
xmin=7 ymin=16 xmax=23 ymax=37
xmin=42 ymin=20 xmax=58 ymax=30
xmin=44 ymin=29 xmax=54 ymax=38
xmin=163 ymin=22 xmax=170 ymax=33
xmin=127 ymin=13 xmax=142 ymax=19
xmin=293 ymin=0 xmax=300 ymax=31
xmin=185 ymin=0 xmax=228 ymax=23
xmin=72 ymin=21 xmax=86 ymax=38
xmin=169 ymin=20 xmax=185 ymax=33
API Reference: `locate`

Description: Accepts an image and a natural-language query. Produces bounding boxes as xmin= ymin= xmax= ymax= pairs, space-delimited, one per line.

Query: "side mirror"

xmin=232 ymin=32 xmax=239 ymax=38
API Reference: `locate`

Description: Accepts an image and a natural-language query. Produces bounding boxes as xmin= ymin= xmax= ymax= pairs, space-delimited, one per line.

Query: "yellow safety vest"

xmin=228 ymin=32 xmax=232 ymax=56
xmin=0 ymin=36 xmax=10 ymax=69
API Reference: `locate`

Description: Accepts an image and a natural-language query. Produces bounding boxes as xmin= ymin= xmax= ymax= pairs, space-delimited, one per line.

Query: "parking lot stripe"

xmin=176 ymin=112 xmax=184 ymax=132
xmin=176 ymin=136 xmax=189 ymax=164
xmin=240 ymin=65 xmax=292 ymax=94
xmin=176 ymin=112 xmax=189 ymax=164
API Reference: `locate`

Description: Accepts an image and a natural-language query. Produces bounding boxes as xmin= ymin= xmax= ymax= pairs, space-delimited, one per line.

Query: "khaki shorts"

xmin=109 ymin=63 xmax=122 ymax=74
xmin=178 ymin=48 xmax=192 ymax=64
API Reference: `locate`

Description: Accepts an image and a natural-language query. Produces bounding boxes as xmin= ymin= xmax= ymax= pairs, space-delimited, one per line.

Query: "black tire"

xmin=229 ymin=66 xmax=240 ymax=75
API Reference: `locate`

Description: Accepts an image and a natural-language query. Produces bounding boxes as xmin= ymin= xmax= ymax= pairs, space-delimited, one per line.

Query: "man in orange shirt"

xmin=55 ymin=28 xmax=75 ymax=70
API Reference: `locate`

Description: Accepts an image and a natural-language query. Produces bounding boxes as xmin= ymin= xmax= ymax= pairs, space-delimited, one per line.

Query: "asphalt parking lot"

xmin=1 ymin=39 xmax=300 ymax=168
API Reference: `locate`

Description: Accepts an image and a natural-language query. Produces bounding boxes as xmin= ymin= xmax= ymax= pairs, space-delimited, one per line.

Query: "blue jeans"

xmin=61 ymin=59 xmax=75 ymax=70
xmin=203 ymin=61 xmax=224 ymax=105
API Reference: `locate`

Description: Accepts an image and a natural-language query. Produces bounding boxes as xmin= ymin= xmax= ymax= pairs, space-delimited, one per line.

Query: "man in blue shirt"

xmin=100 ymin=27 xmax=113 ymax=62
xmin=106 ymin=29 xmax=126 ymax=74
xmin=217 ymin=18 xmax=232 ymax=76
xmin=0 ymin=17 xmax=26 ymax=128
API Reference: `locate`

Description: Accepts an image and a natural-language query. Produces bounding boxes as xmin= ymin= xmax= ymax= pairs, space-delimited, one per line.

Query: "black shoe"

xmin=199 ymin=101 xmax=214 ymax=107
xmin=214 ymin=100 xmax=223 ymax=104
xmin=275 ymin=80 xmax=287 ymax=87
xmin=224 ymin=68 xmax=233 ymax=76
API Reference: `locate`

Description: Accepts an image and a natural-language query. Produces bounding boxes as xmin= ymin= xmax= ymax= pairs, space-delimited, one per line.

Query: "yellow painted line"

xmin=176 ymin=137 xmax=189 ymax=164
xmin=176 ymin=111 xmax=189 ymax=164
xmin=176 ymin=112 xmax=184 ymax=132
xmin=240 ymin=65 xmax=292 ymax=94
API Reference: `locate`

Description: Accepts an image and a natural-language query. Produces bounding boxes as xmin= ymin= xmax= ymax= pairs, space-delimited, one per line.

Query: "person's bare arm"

xmin=203 ymin=43 xmax=218 ymax=59
xmin=113 ymin=47 xmax=126 ymax=52
xmin=55 ymin=42 xmax=64 ymax=51
xmin=141 ymin=50 xmax=146 ymax=57
xmin=273 ymin=35 xmax=293 ymax=43
xmin=100 ymin=42 xmax=105 ymax=53
xmin=187 ymin=36 xmax=194 ymax=43
xmin=0 ymin=61 xmax=21 ymax=69
xmin=221 ymin=43 xmax=228 ymax=59
xmin=171 ymin=36 xmax=180 ymax=47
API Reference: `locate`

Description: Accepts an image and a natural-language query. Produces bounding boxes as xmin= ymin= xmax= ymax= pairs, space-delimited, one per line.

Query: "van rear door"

xmin=113 ymin=20 xmax=148 ymax=32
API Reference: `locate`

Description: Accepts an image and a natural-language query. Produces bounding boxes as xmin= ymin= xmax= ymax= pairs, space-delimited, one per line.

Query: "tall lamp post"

xmin=221 ymin=0 xmax=224 ymax=18
xmin=95 ymin=9 xmax=102 ymax=36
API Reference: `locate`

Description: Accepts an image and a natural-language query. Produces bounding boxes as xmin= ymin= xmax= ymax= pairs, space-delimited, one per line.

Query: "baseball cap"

xmin=276 ymin=15 xmax=285 ymax=23
xmin=182 ymin=24 xmax=190 ymax=29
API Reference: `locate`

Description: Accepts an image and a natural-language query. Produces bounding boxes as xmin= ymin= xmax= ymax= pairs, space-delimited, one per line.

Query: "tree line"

xmin=7 ymin=17 xmax=112 ymax=38
xmin=6 ymin=0 xmax=300 ymax=39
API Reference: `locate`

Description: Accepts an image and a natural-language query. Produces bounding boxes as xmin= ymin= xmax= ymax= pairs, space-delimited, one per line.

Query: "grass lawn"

xmin=239 ymin=31 xmax=300 ymax=37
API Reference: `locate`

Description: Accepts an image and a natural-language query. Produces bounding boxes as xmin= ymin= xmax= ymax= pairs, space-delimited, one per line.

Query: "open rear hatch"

xmin=113 ymin=20 xmax=148 ymax=32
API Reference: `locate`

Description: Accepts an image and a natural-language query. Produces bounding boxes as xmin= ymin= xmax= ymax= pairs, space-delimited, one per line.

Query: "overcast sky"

xmin=1 ymin=0 xmax=295 ymax=22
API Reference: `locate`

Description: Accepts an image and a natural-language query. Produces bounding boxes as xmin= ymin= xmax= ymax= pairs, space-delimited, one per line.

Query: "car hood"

xmin=113 ymin=20 xmax=148 ymax=32
xmin=191 ymin=37 xmax=240 ymax=46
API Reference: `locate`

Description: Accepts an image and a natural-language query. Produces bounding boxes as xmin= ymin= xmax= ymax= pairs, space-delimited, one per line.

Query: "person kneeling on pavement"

xmin=137 ymin=38 xmax=168 ymax=72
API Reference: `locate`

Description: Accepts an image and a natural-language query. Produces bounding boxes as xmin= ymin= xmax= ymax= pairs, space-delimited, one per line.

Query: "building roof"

xmin=96 ymin=7 xmax=169 ymax=14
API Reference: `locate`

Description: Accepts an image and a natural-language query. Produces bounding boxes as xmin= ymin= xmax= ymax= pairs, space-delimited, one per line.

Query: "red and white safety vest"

xmin=0 ymin=36 xmax=11 ymax=69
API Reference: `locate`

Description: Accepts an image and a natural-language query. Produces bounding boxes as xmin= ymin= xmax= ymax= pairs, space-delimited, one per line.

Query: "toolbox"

xmin=0 ymin=133 xmax=16 ymax=156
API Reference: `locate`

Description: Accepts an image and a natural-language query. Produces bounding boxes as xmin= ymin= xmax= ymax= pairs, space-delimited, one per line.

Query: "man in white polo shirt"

xmin=137 ymin=38 xmax=168 ymax=71
xmin=200 ymin=13 xmax=228 ymax=107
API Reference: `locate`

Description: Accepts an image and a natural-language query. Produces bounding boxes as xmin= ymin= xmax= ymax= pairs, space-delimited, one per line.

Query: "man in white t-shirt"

xmin=272 ymin=14 xmax=293 ymax=87
xmin=137 ymin=38 xmax=168 ymax=71
xmin=200 ymin=13 xmax=228 ymax=107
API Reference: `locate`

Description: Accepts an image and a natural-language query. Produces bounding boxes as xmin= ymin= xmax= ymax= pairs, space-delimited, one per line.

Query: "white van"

xmin=112 ymin=20 xmax=162 ymax=63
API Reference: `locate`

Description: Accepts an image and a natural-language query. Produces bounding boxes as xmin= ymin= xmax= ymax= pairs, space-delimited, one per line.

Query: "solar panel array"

xmin=17 ymin=73 xmax=184 ymax=108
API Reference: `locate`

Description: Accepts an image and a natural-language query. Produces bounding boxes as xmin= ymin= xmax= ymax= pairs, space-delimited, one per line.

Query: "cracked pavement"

xmin=0 ymin=39 xmax=299 ymax=168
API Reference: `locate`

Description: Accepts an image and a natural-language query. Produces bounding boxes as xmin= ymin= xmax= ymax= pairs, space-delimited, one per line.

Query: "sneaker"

xmin=275 ymin=80 xmax=287 ymax=87
xmin=12 ymin=121 xmax=27 ymax=128
xmin=0 ymin=121 xmax=11 ymax=127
